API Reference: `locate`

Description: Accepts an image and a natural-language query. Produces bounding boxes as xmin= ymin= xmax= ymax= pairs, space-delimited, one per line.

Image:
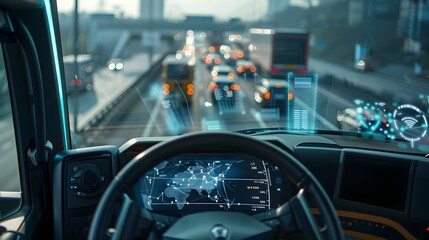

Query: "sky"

xmin=56 ymin=0 xmax=315 ymax=21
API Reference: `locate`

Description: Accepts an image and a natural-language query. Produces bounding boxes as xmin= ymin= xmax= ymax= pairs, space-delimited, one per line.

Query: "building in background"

xmin=140 ymin=0 xmax=164 ymax=20
xmin=266 ymin=0 xmax=289 ymax=17
xmin=347 ymin=0 xmax=401 ymax=26
xmin=348 ymin=0 xmax=365 ymax=25
xmin=398 ymin=0 xmax=429 ymax=53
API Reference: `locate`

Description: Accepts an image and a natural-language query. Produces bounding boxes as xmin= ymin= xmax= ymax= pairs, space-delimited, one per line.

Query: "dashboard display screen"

xmin=134 ymin=154 xmax=287 ymax=213
xmin=339 ymin=154 xmax=411 ymax=211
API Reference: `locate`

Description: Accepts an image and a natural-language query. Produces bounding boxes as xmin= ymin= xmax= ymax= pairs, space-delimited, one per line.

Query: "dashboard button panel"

xmin=70 ymin=164 xmax=105 ymax=198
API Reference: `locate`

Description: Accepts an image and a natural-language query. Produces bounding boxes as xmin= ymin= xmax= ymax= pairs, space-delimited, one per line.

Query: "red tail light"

xmin=187 ymin=84 xmax=194 ymax=95
xmin=209 ymin=82 xmax=219 ymax=90
xmin=163 ymin=84 xmax=170 ymax=95
xmin=231 ymin=84 xmax=240 ymax=91
xmin=264 ymin=91 xmax=270 ymax=100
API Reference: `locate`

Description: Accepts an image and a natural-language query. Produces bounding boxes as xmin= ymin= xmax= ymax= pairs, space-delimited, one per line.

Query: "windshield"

xmin=56 ymin=0 xmax=429 ymax=153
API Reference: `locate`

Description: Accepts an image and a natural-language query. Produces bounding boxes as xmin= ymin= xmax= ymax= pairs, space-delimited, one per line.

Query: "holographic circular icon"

xmin=355 ymin=101 xmax=386 ymax=132
xmin=393 ymin=104 xmax=428 ymax=147
xmin=348 ymin=100 xmax=395 ymax=140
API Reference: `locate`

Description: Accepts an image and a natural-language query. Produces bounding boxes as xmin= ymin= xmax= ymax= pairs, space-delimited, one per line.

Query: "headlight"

xmin=116 ymin=63 xmax=124 ymax=70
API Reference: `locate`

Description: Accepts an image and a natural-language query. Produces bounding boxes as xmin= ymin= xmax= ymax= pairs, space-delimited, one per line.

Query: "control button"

xmin=79 ymin=168 xmax=100 ymax=192
xmin=70 ymin=164 xmax=104 ymax=198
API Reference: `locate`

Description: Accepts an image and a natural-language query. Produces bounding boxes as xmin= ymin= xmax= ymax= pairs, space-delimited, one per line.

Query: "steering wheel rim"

xmin=89 ymin=131 xmax=343 ymax=239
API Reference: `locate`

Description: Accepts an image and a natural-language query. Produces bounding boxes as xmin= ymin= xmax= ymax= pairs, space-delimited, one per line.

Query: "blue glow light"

xmin=44 ymin=0 xmax=70 ymax=149
xmin=356 ymin=107 xmax=363 ymax=113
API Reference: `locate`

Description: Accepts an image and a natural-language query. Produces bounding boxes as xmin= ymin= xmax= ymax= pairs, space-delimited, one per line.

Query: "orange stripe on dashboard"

xmin=310 ymin=208 xmax=417 ymax=240
xmin=343 ymin=230 xmax=386 ymax=240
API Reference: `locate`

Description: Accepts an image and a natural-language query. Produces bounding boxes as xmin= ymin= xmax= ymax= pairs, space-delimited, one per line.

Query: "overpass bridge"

xmin=93 ymin=19 xmax=250 ymax=32
xmin=84 ymin=18 xmax=273 ymax=62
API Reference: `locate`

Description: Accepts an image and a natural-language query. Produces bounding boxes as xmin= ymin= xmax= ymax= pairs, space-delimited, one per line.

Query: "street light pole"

xmin=73 ymin=0 xmax=79 ymax=133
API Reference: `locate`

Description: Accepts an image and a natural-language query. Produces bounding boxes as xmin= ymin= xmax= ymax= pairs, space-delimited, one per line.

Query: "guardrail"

xmin=77 ymin=51 xmax=171 ymax=133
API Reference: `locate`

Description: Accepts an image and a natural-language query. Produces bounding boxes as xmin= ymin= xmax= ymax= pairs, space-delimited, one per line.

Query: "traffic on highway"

xmin=1 ymin=0 xmax=429 ymax=239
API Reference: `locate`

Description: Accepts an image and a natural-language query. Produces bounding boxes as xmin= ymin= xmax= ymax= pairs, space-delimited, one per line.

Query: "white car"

xmin=107 ymin=58 xmax=124 ymax=71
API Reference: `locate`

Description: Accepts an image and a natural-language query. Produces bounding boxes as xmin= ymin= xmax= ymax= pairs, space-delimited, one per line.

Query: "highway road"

xmin=80 ymin=53 xmax=390 ymax=147
xmin=67 ymin=51 xmax=165 ymax=133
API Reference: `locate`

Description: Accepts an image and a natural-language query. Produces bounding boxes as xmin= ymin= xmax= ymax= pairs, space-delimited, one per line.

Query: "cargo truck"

xmin=249 ymin=28 xmax=309 ymax=78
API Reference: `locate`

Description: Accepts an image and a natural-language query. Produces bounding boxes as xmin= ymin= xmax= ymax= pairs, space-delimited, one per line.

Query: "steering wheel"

xmin=88 ymin=132 xmax=343 ymax=239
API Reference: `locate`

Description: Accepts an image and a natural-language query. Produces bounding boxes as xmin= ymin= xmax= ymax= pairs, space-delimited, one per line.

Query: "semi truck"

xmin=249 ymin=28 xmax=309 ymax=78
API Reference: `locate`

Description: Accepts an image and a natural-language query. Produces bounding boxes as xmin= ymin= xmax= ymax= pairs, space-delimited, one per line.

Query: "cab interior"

xmin=0 ymin=0 xmax=428 ymax=240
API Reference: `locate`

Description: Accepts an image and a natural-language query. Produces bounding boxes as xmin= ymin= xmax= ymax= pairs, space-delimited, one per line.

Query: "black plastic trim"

xmin=53 ymin=145 xmax=119 ymax=240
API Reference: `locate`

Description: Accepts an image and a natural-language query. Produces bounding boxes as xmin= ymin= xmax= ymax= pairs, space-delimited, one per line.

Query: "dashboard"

xmin=134 ymin=154 xmax=287 ymax=214
xmin=54 ymin=133 xmax=429 ymax=240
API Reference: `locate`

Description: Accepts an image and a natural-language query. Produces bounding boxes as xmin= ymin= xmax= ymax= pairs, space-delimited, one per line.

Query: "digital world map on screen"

xmin=137 ymin=155 xmax=273 ymax=212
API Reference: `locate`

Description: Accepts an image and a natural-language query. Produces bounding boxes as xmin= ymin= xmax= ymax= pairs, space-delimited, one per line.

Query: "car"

xmin=209 ymin=76 xmax=240 ymax=101
xmin=235 ymin=59 xmax=256 ymax=77
xmin=211 ymin=64 xmax=234 ymax=78
xmin=63 ymin=54 xmax=94 ymax=93
xmin=204 ymin=53 xmax=222 ymax=69
xmin=254 ymin=78 xmax=288 ymax=112
xmin=1 ymin=1 xmax=429 ymax=240
xmin=107 ymin=58 xmax=124 ymax=71
xmin=208 ymin=76 xmax=243 ymax=114
xmin=224 ymin=47 xmax=245 ymax=67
